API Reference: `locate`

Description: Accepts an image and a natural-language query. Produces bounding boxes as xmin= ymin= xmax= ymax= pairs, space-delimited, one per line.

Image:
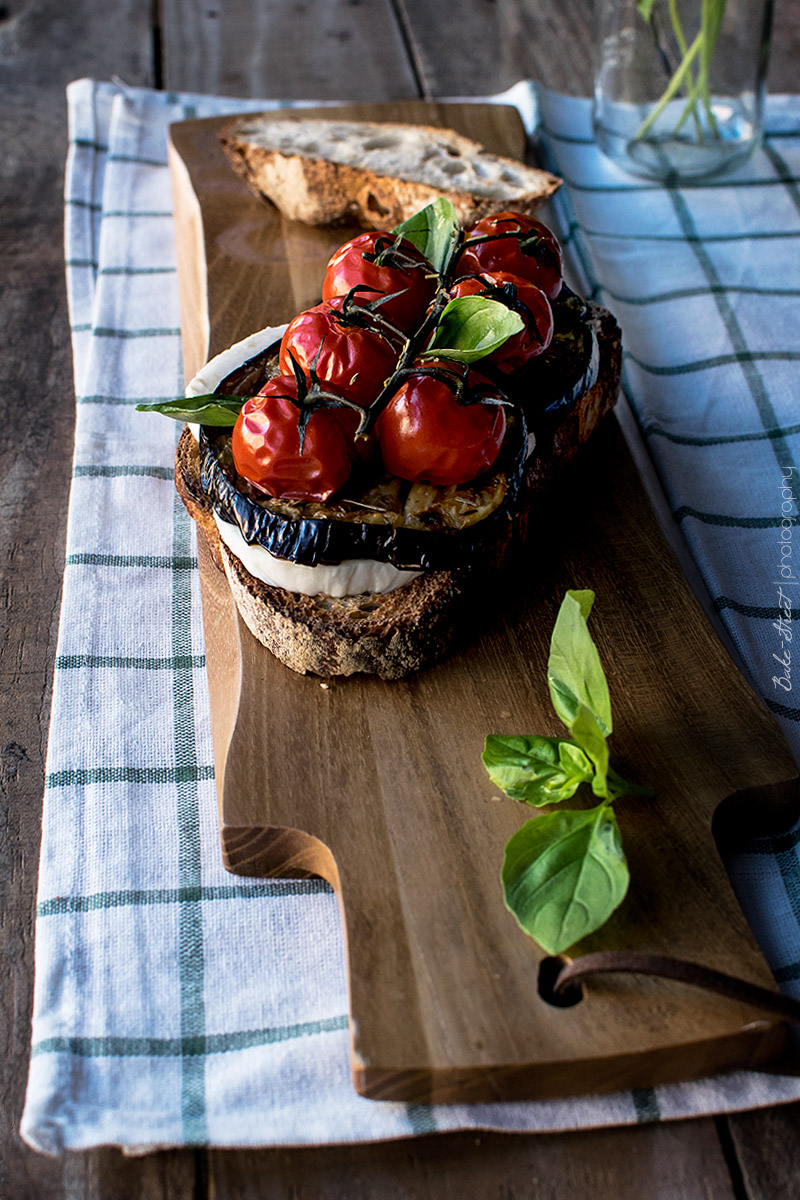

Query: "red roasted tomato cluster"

xmin=231 ymin=212 xmax=563 ymax=502
xmin=453 ymin=212 xmax=563 ymax=300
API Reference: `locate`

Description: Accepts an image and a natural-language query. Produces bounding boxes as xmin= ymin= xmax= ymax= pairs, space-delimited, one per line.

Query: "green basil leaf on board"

xmin=570 ymin=702 xmax=611 ymax=798
xmin=483 ymin=588 xmax=652 ymax=954
xmin=421 ymin=296 xmax=524 ymax=364
xmin=392 ymin=196 xmax=461 ymax=274
xmin=135 ymin=394 xmax=246 ymax=425
xmin=482 ymin=735 xmax=594 ymax=806
xmin=502 ymin=804 xmax=630 ymax=955
xmin=547 ymin=588 xmax=612 ymax=737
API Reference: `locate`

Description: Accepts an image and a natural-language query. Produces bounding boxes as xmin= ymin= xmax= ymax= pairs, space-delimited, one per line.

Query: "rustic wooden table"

xmin=3 ymin=1 xmax=800 ymax=1195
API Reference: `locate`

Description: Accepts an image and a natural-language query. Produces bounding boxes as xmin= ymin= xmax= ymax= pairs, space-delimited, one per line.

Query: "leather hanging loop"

xmin=554 ymin=951 xmax=800 ymax=1024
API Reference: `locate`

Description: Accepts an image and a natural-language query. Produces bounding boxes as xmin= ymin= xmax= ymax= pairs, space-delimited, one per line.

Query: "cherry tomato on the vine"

xmin=377 ymin=362 xmax=507 ymax=486
xmin=279 ymin=297 xmax=400 ymax=411
xmin=231 ymin=375 xmax=357 ymax=503
xmin=448 ymin=270 xmax=554 ymax=373
xmin=322 ymin=232 xmax=437 ymax=333
xmin=454 ymin=212 xmax=563 ymax=300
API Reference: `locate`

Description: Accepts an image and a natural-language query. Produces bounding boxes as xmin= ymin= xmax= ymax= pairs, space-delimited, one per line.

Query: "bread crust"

xmin=222 ymin=541 xmax=468 ymax=679
xmin=175 ymin=300 xmax=620 ymax=678
xmin=219 ymin=117 xmax=561 ymax=229
xmin=175 ymin=427 xmax=479 ymax=677
xmin=529 ymin=304 xmax=621 ymax=494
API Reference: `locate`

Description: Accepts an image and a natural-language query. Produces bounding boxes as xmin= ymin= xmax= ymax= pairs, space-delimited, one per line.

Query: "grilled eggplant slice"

xmin=198 ymin=406 xmax=527 ymax=572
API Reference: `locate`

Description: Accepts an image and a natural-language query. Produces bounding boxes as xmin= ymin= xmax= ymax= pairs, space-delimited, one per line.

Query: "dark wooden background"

xmin=3 ymin=1 xmax=800 ymax=1195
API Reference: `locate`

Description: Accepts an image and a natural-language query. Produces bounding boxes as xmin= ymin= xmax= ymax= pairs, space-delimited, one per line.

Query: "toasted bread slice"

xmin=218 ymin=116 xmax=561 ymax=229
xmin=176 ymin=428 xmax=470 ymax=678
xmin=175 ymin=301 xmax=620 ymax=679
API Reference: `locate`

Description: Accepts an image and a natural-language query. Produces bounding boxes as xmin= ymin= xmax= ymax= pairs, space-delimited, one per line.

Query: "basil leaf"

xmin=392 ymin=197 xmax=460 ymax=274
xmin=547 ymin=589 xmax=612 ymax=737
xmin=570 ymin=703 xmax=610 ymax=797
xmin=422 ymin=296 xmax=524 ymax=364
xmin=482 ymin=735 xmax=593 ymax=806
xmin=502 ymin=804 xmax=629 ymax=955
xmin=136 ymin=394 xmax=246 ymax=425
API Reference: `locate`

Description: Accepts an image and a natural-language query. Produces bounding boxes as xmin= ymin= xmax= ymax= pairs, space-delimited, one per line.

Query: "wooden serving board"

xmin=168 ymin=102 xmax=800 ymax=1103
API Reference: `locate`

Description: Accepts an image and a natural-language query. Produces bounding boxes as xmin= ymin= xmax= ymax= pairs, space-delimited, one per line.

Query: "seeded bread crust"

xmin=175 ymin=300 xmax=621 ymax=678
xmin=218 ymin=117 xmax=561 ymax=229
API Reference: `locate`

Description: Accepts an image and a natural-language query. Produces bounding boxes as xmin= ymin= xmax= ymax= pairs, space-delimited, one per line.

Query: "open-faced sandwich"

xmin=141 ymin=201 xmax=620 ymax=678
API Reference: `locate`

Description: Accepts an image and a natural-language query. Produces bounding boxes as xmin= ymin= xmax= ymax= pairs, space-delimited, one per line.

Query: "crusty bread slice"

xmin=218 ymin=116 xmax=561 ymax=229
xmin=175 ymin=301 xmax=621 ymax=679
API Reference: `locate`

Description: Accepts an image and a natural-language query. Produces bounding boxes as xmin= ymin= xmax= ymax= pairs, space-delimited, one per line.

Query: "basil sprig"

xmin=392 ymin=199 xmax=523 ymax=364
xmin=421 ymin=296 xmax=523 ymax=364
xmin=392 ymin=196 xmax=461 ymax=275
xmin=483 ymin=589 xmax=652 ymax=955
xmin=481 ymin=735 xmax=594 ymax=805
xmin=502 ymin=805 xmax=629 ymax=959
xmin=136 ymin=393 xmax=246 ymax=425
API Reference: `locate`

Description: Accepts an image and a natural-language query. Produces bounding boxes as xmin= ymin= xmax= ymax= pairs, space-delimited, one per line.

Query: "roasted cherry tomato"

xmin=448 ymin=271 xmax=554 ymax=373
xmin=279 ymin=297 xmax=400 ymax=410
xmin=322 ymin=232 xmax=437 ymax=333
xmin=454 ymin=212 xmax=563 ymax=300
xmin=377 ymin=362 xmax=507 ymax=486
xmin=232 ymin=375 xmax=356 ymax=502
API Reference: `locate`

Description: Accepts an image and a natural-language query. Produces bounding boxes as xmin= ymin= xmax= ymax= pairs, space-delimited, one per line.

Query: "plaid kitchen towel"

xmin=20 ymin=79 xmax=800 ymax=1154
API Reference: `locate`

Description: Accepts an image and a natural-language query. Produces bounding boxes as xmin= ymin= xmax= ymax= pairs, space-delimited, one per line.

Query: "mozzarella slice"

xmin=186 ymin=324 xmax=420 ymax=598
xmin=214 ymin=514 xmax=420 ymax=598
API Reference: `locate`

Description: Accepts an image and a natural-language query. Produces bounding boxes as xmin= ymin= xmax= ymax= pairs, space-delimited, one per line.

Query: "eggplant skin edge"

xmin=199 ymin=407 xmax=528 ymax=573
xmin=197 ymin=286 xmax=605 ymax=574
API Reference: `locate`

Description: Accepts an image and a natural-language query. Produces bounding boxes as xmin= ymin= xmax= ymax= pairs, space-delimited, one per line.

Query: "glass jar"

xmin=592 ymin=0 xmax=774 ymax=182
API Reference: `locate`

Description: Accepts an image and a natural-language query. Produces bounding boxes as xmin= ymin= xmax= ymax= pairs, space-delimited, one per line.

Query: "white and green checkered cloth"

xmin=20 ymin=79 xmax=800 ymax=1154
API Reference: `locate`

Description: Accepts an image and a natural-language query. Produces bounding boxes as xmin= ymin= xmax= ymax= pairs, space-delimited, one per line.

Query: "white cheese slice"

xmin=185 ymin=324 xmax=289 ymax=442
xmin=214 ymin=514 xmax=420 ymax=598
xmin=185 ymin=324 xmax=420 ymax=599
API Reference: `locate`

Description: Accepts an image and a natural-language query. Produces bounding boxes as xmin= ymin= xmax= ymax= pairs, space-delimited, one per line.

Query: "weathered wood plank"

xmin=727 ymin=1102 xmax=800 ymax=1200
xmin=160 ymin=0 xmax=421 ymax=100
xmin=58 ymin=1148 xmax=206 ymax=1199
xmin=209 ymin=1122 xmax=738 ymax=1199
xmin=397 ymin=0 xmax=800 ymax=98
xmin=0 ymin=0 xmax=154 ymax=89
xmin=0 ymin=2 xmax=198 ymax=1197
xmin=395 ymin=0 xmax=597 ymax=97
xmin=0 ymin=81 xmax=77 ymax=1200
xmin=768 ymin=2 xmax=800 ymax=93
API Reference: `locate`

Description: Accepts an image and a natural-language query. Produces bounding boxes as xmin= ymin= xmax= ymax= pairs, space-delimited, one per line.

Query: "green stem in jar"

xmin=634 ymin=0 xmax=727 ymax=144
xmin=668 ymin=0 xmax=705 ymax=140
xmin=699 ymin=0 xmax=725 ymax=136
xmin=634 ymin=26 xmax=705 ymax=141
